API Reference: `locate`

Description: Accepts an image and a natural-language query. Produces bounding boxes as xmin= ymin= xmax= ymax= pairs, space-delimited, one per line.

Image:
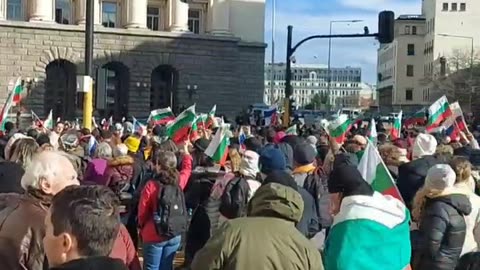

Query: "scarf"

xmin=293 ymin=163 xmax=316 ymax=174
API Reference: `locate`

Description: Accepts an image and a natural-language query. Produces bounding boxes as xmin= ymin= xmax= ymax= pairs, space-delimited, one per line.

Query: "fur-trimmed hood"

xmin=108 ymin=155 xmax=134 ymax=167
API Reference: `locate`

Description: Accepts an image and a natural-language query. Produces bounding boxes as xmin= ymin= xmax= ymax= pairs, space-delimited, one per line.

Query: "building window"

xmin=405 ymin=26 xmax=410 ymax=35
xmin=412 ymin=26 xmax=417 ymax=35
xmin=442 ymin=2 xmax=449 ymax=11
xmin=407 ymin=65 xmax=414 ymax=77
xmin=451 ymin=3 xmax=457 ymax=11
xmin=408 ymin=44 xmax=415 ymax=56
xmin=102 ymin=1 xmax=117 ymax=28
xmin=147 ymin=6 xmax=160 ymax=30
xmin=55 ymin=0 xmax=72 ymax=24
xmin=7 ymin=0 xmax=23 ymax=20
xmin=188 ymin=10 xmax=201 ymax=34
xmin=406 ymin=88 xmax=413 ymax=101
xmin=460 ymin=3 xmax=466 ymax=11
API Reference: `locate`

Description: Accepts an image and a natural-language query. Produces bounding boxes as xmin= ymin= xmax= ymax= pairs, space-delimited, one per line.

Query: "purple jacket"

xmin=83 ymin=158 xmax=109 ymax=185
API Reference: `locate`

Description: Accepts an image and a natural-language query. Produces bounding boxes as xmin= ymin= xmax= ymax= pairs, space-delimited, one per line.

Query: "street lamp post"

xmin=327 ymin=20 xmax=363 ymax=109
xmin=438 ymin=33 xmax=474 ymax=111
xmin=270 ymin=0 xmax=276 ymax=106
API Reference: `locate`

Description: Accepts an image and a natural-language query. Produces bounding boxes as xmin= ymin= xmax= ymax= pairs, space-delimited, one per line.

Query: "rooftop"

xmin=397 ymin=14 xmax=426 ymax=21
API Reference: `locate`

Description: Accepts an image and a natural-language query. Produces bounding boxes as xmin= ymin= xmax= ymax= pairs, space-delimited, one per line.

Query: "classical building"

xmin=264 ymin=63 xmax=364 ymax=109
xmin=0 ymin=0 xmax=265 ymax=120
xmin=422 ymin=0 xmax=480 ymax=107
xmin=376 ymin=14 xmax=427 ymax=113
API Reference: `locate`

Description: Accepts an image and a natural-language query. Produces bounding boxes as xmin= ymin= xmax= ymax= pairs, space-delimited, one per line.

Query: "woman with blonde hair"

xmin=451 ymin=157 xmax=480 ymax=255
xmin=412 ymin=164 xmax=472 ymax=270
xmin=379 ymin=144 xmax=408 ymax=180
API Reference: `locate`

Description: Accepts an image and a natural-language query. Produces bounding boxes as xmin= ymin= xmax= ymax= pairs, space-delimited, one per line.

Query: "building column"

xmin=28 ymin=0 xmax=54 ymax=22
xmin=123 ymin=0 xmax=147 ymax=29
xmin=0 ymin=0 xmax=6 ymax=20
xmin=76 ymin=0 xmax=101 ymax=25
xmin=169 ymin=0 xmax=189 ymax=32
xmin=209 ymin=0 xmax=231 ymax=36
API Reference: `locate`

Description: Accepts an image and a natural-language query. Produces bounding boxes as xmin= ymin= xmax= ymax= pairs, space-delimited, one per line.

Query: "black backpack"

xmin=219 ymin=177 xmax=250 ymax=219
xmin=154 ymin=183 xmax=188 ymax=238
xmin=303 ymin=167 xmax=332 ymax=228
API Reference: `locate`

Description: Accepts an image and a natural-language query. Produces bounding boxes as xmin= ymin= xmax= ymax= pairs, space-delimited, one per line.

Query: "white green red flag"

xmin=12 ymin=77 xmax=24 ymax=105
xmin=148 ymin=107 xmax=175 ymax=125
xmin=44 ymin=110 xmax=53 ymax=129
xmin=205 ymin=124 xmax=230 ymax=166
xmin=404 ymin=108 xmax=426 ymax=127
xmin=190 ymin=114 xmax=207 ymax=142
xmin=167 ymin=104 xmax=196 ymax=143
xmin=450 ymin=102 xmax=468 ymax=133
xmin=328 ymin=114 xmax=351 ymax=144
xmin=390 ymin=111 xmax=402 ymax=140
xmin=358 ymin=140 xmax=403 ymax=202
xmin=132 ymin=116 xmax=147 ymax=136
xmin=0 ymin=85 xmax=15 ymax=131
xmin=368 ymin=118 xmax=377 ymax=144
xmin=286 ymin=125 xmax=297 ymax=136
xmin=427 ymin=95 xmax=452 ymax=132
xmin=206 ymin=105 xmax=217 ymax=128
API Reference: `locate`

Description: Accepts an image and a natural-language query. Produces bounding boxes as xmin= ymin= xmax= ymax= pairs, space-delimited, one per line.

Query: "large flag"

xmin=263 ymin=107 xmax=278 ymax=126
xmin=427 ymin=96 xmax=452 ymax=132
xmin=190 ymin=114 xmax=206 ymax=142
xmin=368 ymin=118 xmax=377 ymax=144
xmin=328 ymin=114 xmax=351 ymax=144
xmin=205 ymin=124 xmax=230 ymax=166
xmin=44 ymin=110 xmax=53 ymax=129
xmin=12 ymin=77 xmax=24 ymax=105
xmin=167 ymin=104 xmax=196 ymax=143
xmin=0 ymin=79 xmax=18 ymax=130
xmin=390 ymin=111 xmax=403 ymax=140
xmin=285 ymin=125 xmax=297 ymax=136
xmin=132 ymin=116 xmax=147 ymax=136
xmin=148 ymin=107 xmax=175 ymax=125
xmin=450 ymin=102 xmax=468 ymax=133
xmin=358 ymin=140 xmax=403 ymax=202
xmin=404 ymin=108 xmax=426 ymax=127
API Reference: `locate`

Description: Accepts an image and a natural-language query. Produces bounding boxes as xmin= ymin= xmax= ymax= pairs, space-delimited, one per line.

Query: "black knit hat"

xmin=193 ymin=138 xmax=210 ymax=153
xmin=263 ymin=170 xmax=298 ymax=191
xmin=329 ymin=154 xmax=373 ymax=196
xmin=293 ymin=143 xmax=317 ymax=165
xmin=245 ymin=137 xmax=263 ymax=154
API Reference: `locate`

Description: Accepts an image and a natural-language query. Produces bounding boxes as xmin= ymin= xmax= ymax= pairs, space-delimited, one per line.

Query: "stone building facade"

xmin=0 ymin=0 xmax=266 ymax=120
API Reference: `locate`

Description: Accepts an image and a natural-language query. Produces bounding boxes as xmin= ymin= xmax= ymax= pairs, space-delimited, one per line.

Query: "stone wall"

xmin=0 ymin=20 xmax=265 ymax=118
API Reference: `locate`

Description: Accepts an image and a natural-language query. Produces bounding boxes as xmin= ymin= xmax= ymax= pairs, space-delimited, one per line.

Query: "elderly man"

xmin=0 ymin=151 xmax=79 ymax=270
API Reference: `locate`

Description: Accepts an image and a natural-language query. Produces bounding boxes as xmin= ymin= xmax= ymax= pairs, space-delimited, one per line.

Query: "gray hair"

xmin=21 ymin=151 xmax=79 ymax=191
xmin=114 ymin=144 xmax=129 ymax=157
xmin=95 ymin=142 xmax=113 ymax=159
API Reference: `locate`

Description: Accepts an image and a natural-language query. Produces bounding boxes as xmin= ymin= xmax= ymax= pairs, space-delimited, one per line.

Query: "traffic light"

xmin=290 ymin=98 xmax=296 ymax=114
xmin=378 ymin=11 xmax=395 ymax=44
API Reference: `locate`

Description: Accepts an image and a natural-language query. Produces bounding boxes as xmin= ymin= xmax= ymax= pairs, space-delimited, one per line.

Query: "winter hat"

xmin=274 ymin=131 xmax=286 ymax=144
xmin=263 ymin=170 xmax=298 ymax=191
xmin=293 ymin=143 xmax=317 ymax=166
xmin=425 ymin=164 xmax=456 ymax=191
xmin=245 ymin=137 xmax=263 ymax=154
xmin=306 ymin=135 xmax=318 ymax=146
xmin=329 ymin=163 xmax=373 ymax=196
xmin=124 ymin=136 xmax=140 ymax=153
xmin=239 ymin=150 xmax=260 ymax=178
xmin=193 ymin=138 xmax=210 ymax=153
xmin=412 ymin=133 xmax=437 ymax=159
xmin=259 ymin=147 xmax=287 ymax=174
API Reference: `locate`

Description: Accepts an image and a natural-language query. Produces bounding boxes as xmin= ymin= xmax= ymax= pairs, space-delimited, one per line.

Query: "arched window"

xmin=97 ymin=62 xmax=130 ymax=119
xmin=150 ymin=65 xmax=178 ymax=111
xmin=55 ymin=0 xmax=72 ymax=24
xmin=7 ymin=0 xmax=23 ymax=21
xmin=45 ymin=59 xmax=77 ymax=119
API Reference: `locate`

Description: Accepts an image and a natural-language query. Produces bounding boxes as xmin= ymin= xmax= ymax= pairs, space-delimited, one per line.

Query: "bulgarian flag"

xmin=149 ymin=107 xmax=175 ymax=125
xmin=427 ymin=95 xmax=452 ymax=132
xmin=285 ymin=124 xmax=297 ymax=136
xmin=206 ymin=105 xmax=217 ymax=128
xmin=368 ymin=118 xmax=377 ymax=144
xmin=358 ymin=140 xmax=403 ymax=202
xmin=167 ymin=104 xmax=196 ymax=143
xmin=12 ymin=77 xmax=24 ymax=105
xmin=190 ymin=114 xmax=207 ymax=142
xmin=0 ymin=85 xmax=15 ymax=131
xmin=404 ymin=108 xmax=426 ymax=127
xmin=205 ymin=124 xmax=230 ymax=166
xmin=328 ymin=114 xmax=351 ymax=144
xmin=390 ymin=111 xmax=402 ymax=140
xmin=44 ymin=110 xmax=53 ymax=129
xmin=450 ymin=101 xmax=469 ymax=133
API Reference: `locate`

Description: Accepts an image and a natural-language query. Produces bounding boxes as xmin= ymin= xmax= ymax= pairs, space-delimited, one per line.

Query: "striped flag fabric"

xmin=404 ymin=108 xmax=426 ymax=127
xmin=167 ymin=104 xmax=196 ymax=143
xmin=328 ymin=114 xmax=351 ymax=144
xmin=149 ymin=107 xmax=175 ymax=125
xmin=44 ymin=110 xmax=53 ymax=129
xmin=358 ymin=140 xmax=403 ymax=202
xmin=450 ymin=102 xmax=468 ymax=133
xmin=206 ymin=105 xmax=217 ymax=128
xmin=0 ymin=85 xmax=15 ymax=131
xmin=263 ymin=107 xmax=278 ymax=126
xmin=12 ymin=77 xmax=24 ymax=105
xmin=132 ymin=116 xmax=147 ymax=136
xmin=31 ymin=110 xmax=43 ymax=127
xmin=238 ymin=127 xmax=247 ymax=150
xmin=87 ymin=135 xmax=98 ymax=157
xmin=205 ymin=124 xmax=230 ymax=166
xmin=368 ymin=118 xmax=378 ymax=144
xmin=190 ymin=114 xmax=207 ymax=142
xmin=427 ymin=96 xmax=452 ymax=132
xmin=390 ymin=111 xmax=403 ymax=140
xmin=285 ymin=125 xmax=297 ymax=136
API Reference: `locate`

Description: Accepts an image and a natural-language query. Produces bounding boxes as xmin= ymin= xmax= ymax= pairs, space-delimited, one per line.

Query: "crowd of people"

xmin=3 ymin=115 xmax=480 ymax=270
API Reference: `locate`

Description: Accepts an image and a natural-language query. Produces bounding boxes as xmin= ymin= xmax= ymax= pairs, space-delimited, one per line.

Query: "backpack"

xmin=154 ymin=183 xmax=188 ymax=238
xmin=219 ymin=176 xmax=250 ymax=219
xmin=303 ymin=167 xmax=332 ymax=228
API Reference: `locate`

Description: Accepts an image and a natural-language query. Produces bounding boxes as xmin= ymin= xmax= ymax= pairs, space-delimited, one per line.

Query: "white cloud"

xmin=339 ymin=0 xmax=421 ymax=14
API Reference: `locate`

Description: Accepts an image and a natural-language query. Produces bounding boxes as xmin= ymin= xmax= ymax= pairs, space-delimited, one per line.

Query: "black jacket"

xmin=0 ymin=161 xmax=25 ymax=194
xmin=296 ymin=187 xmax=320 ymax=239
xmin=50 ymin=257 xmax=128 ymax=270
xmin=397 ymin=155 xmax=442 ymax=210
xmin=414 ymin=194 xmax=472 ymax=270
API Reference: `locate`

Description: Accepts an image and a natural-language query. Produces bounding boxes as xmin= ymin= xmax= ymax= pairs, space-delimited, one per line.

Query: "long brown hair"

xmin=450 ymin=156 xmax=472 ymax=184
xmin=152 ymin=150 xmax=179 ymax=185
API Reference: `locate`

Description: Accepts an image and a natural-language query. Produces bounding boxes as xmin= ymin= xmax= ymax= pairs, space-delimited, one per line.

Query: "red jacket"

xmin=110 ymin=224 xmax=141 ymax=270
xmin=138 ymin=154 xmax=192 ymax=243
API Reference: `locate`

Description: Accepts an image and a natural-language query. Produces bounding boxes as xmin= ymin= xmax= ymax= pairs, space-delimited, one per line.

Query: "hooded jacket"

xmin=105 ymin=155 xmax=135 ymax=194
xmin=191 ymin=183 xmax=323 ymax=270
xmin=414 ymin=194 xmax=472 ymax=270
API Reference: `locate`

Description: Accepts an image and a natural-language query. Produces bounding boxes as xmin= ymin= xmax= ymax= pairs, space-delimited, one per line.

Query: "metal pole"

xmin=83 ymin=0 xmax=94 ymax=130
xmin=327 ymin=21 xmax=333 ymax=108
xmin=270 ymin=0 xmax=276 ymax=106
xmin=284 ymin=25 xmax=293 ymax=126
xmin=470 ymin=37 xmax=474 ymax=113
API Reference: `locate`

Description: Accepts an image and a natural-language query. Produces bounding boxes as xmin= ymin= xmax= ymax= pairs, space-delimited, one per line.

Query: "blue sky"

xmin=264 ymin=0 xmax=421 ymax=84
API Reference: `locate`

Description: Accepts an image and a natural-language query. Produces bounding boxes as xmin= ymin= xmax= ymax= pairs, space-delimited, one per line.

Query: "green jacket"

xmin=191 ymin=183 xmax=323 ymax=270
